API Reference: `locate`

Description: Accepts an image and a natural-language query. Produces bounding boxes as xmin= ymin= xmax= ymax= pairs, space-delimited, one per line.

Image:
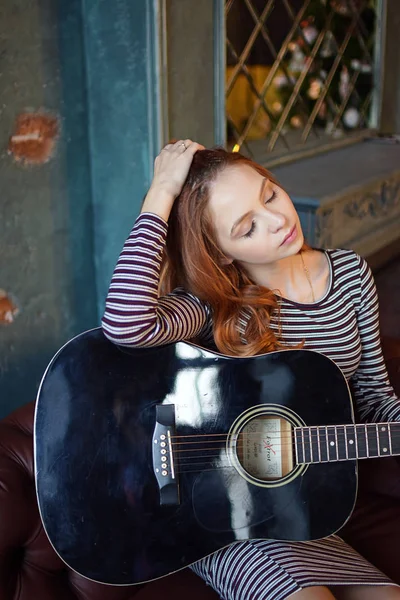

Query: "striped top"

xmin=102 ymin=212 xmax=400 ymax=424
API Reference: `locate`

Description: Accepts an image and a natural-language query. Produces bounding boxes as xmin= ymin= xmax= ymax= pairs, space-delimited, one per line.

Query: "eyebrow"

xmin=230 ymin=177 xmax=268 ymax=236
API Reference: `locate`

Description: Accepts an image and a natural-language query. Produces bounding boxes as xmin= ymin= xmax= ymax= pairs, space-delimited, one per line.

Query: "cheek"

xmin=286 ymin=196 xmax=298 ymax=217
xmin=228 ymin=238 xmax=273 ymax=263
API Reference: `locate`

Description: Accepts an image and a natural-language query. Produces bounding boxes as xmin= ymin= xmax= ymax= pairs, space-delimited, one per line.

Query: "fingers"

xmin=152 ymin=139 xmax=206 ymax=199
xmin=178 ymin=139 xmax=206 ymax=153
xmin=164 ymin=139 xmax=191 ymax=153
xmin=184 ymin=140 xmax=206 ymax=154
xmin=172 ymin=139 xmax=190 ymax=152
xmin=161 ymin=139 xmax=205 ymax=154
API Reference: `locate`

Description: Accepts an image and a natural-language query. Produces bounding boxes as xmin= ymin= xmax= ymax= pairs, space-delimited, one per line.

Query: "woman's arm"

xmin=101 ymin=212 xmax=210 ymax=347
xmin=351 ymin=255 xmax=400 ymax=422
xmin=101 ymin=139 xmax=210 ymax=348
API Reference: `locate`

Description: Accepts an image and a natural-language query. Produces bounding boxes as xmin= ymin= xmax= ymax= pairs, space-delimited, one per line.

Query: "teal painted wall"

xmin=0 ymin=0 xmax=156 ymax=418
xmin=82 ymin=0 xmax=158 ymax=312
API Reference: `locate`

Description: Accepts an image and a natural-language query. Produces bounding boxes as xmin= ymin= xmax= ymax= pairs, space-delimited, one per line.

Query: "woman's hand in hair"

xmin=141 ymin=139 xmax=205 ymax=221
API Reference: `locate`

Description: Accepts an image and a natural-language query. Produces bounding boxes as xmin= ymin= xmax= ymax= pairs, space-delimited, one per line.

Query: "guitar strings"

xmin=170 ymin=424 xmax=397 ymax=442
xmin=164 ymin=430 xmax=399 ymax=465
xmin=171 ymin=441 xmax=378 ymax=460
xmin=166 ymin=437 xmax=398 ymax=464
xmin=169 ymin=426 xmax=398 ymax=448
xmin=154 ymin=426 xmax=400 ymax=473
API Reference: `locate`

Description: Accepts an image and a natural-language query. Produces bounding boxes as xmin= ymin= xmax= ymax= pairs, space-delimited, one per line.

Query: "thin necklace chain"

xmin=300 ymin=251 xmax=316 ymax=303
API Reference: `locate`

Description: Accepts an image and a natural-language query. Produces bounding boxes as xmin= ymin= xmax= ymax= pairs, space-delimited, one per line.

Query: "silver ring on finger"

xmin=180 ymin=142 xmax=187 ymax=151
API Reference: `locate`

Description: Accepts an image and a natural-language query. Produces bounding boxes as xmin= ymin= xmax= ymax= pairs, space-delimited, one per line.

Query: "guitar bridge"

xmin=152 ymin=404 xmax=180 ymax=506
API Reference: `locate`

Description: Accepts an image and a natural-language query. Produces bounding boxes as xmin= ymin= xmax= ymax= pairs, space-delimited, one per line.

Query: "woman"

xmin=102 ymin=140 xmax=400 ymax=600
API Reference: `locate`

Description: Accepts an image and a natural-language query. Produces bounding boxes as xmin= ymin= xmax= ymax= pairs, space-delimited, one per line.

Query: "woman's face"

xmin=207 ymin=163 xmax=304 ymax=272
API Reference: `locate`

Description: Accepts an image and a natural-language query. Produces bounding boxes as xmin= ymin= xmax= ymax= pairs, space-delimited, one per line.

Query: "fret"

xmin=327 ymin=426 xmax=339 ymax=461
xmin=303 ymin=427 xmax=312 ymax=463
xmin=335 ymin=427 xmax=339 ymax=457
xmin=377 ymin=424 xmax=390 ymax=457
xmin=309 ymin=427 xmax=314 ymax=463
xmin=315 ymin=427 xmax=322 ymax=463
xmin=354 ymin=423 xmax=359 ymax=458
xmin=355 ymin=425 xmax=368 ymax=458
xmin=365 ymin=424 xmax=370 ymax=457
xmin=375 ymin=424 xmax=380 ymax=456
xmin=336 ymin=425 xmax=348 ymax=460
xmin=295 ymin=429 xmax=304 ymax=465
xmin=318 ymin=427 xmax=329 ymax=462
xmin=301 ymin=428 xmax=306 ymax=463
xmin=309 ymin=426 xmax=320 ymax=464
xmin=389 ymin=423 xmax=400 ymax=455
xmin=345 ymin=425 xmax=357 ymax=459
xmin=325 ymin=426 xmax=329 ymax=461
xmin=366 ymin=424 xmax=378 ymax=457
xmin=344 ymin=426 xmax=349 ymax=459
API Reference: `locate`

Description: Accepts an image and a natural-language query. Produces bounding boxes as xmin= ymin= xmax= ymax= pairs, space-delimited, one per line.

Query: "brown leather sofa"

xmin=1 ymin=338 xmax=400 ymax=600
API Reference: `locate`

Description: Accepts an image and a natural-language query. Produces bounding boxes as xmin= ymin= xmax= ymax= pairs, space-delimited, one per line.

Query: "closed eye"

xmin=242 ymin=190 xmax=277 ymax=238
xmin=265 ymin=190 xmax=277 ymax=204
xmin=243 ymin=220 xmax=256 ymax=238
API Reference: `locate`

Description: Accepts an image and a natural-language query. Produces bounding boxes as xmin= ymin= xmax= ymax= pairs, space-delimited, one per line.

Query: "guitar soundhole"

xmin=237 ymin=416 xmax=294 ymax=481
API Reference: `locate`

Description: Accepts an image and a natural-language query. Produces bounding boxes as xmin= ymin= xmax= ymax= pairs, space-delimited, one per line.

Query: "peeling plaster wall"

xmin=0 ymin=0 xmax=96 ymax=418
xmin=0 ymin=0 xmax=155 ymax=417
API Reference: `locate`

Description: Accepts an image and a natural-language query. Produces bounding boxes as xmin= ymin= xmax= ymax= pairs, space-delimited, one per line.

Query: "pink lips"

xmin=280 ymin=225 xmax=297 ymax=246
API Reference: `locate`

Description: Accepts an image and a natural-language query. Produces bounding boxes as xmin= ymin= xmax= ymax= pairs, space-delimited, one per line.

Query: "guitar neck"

xmin=295 ymin=423 xmax=400 ymax=464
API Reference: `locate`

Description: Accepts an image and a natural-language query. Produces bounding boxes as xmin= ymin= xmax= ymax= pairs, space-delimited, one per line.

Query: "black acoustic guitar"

xmin=34 ymin=328 xmax=400 ymax=585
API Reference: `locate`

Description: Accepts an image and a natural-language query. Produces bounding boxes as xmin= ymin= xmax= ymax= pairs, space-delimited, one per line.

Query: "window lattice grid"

xmin=225 ymin=0 xmax=377 ymax=157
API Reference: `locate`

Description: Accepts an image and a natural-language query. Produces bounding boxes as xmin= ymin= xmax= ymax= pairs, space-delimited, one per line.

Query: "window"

xmin=225 ymin=0 xmax=379 ymax=164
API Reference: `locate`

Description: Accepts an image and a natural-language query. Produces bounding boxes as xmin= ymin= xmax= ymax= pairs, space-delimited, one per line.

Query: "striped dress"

xmin=102 ymin=213 xmax=400 ymax=599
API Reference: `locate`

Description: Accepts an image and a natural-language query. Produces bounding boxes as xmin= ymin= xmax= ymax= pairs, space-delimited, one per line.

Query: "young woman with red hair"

xmin=102 ymin=140 xmax=400 ymax=600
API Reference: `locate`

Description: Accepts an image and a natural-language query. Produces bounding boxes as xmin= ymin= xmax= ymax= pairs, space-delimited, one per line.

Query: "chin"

xmin=296 ymin=231 xmax=305 ymax=250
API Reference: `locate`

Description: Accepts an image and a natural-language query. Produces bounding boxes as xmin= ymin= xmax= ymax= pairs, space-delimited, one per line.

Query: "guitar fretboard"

xmin=294 ymin=423 xmax=400 ymax=464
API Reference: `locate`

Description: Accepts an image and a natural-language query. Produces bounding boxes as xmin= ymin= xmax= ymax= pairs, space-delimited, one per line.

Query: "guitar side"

xmin=34 ymin=328 xmax=357 ymax=585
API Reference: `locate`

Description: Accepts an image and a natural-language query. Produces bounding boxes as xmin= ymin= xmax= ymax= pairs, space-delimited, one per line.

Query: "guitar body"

xmin=34 ymin=328 xmax=356 ymax=585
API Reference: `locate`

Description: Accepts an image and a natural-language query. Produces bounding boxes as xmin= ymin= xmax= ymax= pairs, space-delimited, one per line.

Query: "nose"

xmin=264 ymin=208 xmax=286 ymax=233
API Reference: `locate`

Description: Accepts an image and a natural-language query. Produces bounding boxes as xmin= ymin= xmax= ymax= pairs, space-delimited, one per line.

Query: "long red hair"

xmin=159 ymin=148 xmax=306 ymax=356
